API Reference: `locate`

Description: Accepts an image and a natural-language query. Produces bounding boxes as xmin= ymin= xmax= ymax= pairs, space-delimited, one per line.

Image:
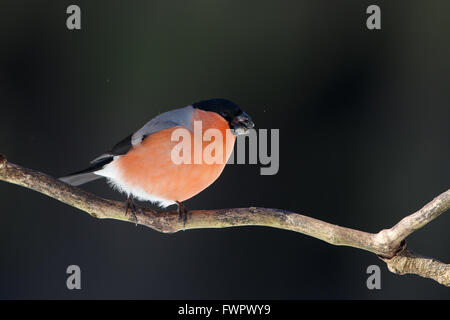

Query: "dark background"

xmin=0 ymin=0 xmax=449 ymax=299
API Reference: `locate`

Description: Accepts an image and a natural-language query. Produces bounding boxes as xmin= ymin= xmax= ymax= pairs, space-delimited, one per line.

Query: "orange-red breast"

xmin=60 ymin=99 xmax=254 ymax=217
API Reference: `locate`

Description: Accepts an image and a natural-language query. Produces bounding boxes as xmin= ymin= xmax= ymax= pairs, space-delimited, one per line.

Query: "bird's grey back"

xmin=131 ymin=105 xmax=194 ymax=145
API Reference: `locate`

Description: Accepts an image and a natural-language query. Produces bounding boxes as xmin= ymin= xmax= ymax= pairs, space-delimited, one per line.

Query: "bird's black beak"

xmin=231 ymin=111 xmax=254 ymax=135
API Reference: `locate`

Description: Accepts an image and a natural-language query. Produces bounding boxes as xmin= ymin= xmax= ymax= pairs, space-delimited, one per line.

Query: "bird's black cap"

xmin=192 ymin=98 xmax=242 ymax=123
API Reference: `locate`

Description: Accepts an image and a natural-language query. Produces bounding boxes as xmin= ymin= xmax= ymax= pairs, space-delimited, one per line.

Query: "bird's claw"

xmin=176 ymin=201 xmax=189 ymax=231
xmin=125 ymin=195 xmax=139 ymax=226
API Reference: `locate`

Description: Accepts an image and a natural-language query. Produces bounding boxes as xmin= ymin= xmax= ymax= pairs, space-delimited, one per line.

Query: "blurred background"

xmin=0 ymin=0 xmax=449 ymax=299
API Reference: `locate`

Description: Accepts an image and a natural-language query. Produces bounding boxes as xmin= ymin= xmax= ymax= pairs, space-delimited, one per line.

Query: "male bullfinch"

xmin=60 ymin=98 xmax=254 ymax=225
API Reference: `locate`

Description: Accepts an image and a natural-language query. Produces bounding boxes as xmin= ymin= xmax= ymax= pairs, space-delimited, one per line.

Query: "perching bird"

xmin=60 ymin=98 xmax=254 ymax=224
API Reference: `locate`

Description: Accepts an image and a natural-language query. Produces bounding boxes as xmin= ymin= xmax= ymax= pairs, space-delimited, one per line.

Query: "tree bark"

xmin=0 ymin=154 xmax=449 ymax=286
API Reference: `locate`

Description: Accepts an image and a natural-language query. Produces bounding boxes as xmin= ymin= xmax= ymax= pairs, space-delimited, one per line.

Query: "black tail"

xmin=59 ymin=155 xmax=114 ymax=186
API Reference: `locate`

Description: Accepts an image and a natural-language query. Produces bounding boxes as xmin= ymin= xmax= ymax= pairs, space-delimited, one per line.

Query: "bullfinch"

xmin=60 ymin=98 xmax=254 ymax=225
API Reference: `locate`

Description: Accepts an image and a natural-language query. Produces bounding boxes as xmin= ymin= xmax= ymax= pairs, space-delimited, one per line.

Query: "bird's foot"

xmin=125 ymin=194 xmax=139 ymax=226
xmin=176 ymin=201 xmax=189 ymax=231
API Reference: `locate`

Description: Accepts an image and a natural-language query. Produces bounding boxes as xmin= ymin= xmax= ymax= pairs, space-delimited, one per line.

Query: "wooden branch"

xmin=0 ymin=154 xmax=449 ymax=286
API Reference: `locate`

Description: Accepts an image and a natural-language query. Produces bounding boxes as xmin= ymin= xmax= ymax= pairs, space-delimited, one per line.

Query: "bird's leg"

xmin=125 ymin=194 xmax=139 ymax=226
xmin=176 ymin=201 xmax=189 ymax=231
